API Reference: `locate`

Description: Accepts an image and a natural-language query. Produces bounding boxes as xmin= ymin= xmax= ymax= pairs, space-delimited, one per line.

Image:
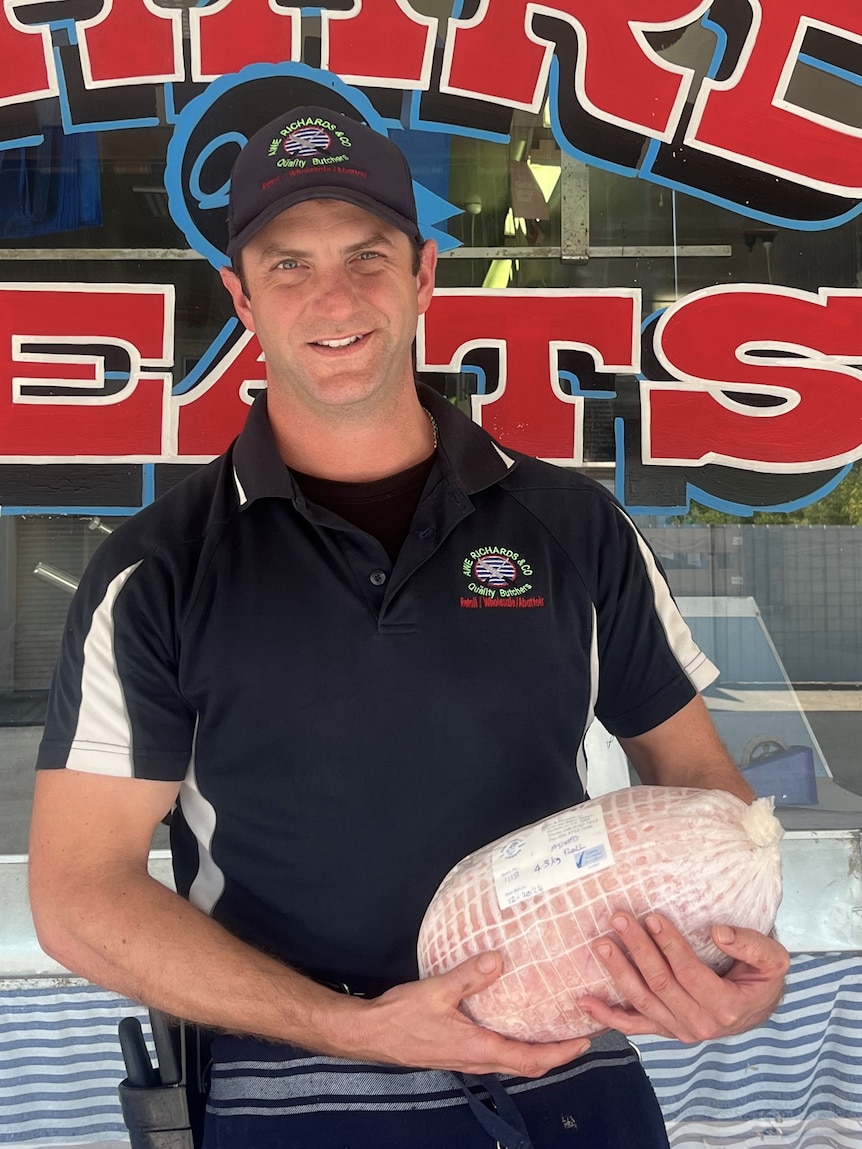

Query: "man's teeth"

xmin=316 ymin=335 xmax=362 ymax=348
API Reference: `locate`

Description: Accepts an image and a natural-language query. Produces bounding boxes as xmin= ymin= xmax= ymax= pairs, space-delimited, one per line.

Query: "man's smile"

xmin=309 ymin=332 xmax=371 ymax=352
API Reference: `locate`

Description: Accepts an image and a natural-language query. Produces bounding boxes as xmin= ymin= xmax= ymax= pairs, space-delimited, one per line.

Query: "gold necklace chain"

xmin=423 ymin=408 xmax=439 ymax=450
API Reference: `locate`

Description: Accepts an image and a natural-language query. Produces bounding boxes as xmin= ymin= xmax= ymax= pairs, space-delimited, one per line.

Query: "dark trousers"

xmin=202 ymin=1033 xmax=670 ymax=1149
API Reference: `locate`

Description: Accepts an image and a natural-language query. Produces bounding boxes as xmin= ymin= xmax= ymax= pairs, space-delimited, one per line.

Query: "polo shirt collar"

xmin=417 ymin=382 xmax=518 ymax=495
xmin=230 ymin=383 xmax=519 ymax=509
xmin=231 ymin=392 xmax=298 ymax=509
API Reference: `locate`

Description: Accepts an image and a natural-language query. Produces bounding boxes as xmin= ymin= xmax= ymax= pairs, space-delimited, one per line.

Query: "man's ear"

xmin=219 ymin=265 xmax=255 ymax=332
xmin=416 ymin=239 xmax=438 ymax=317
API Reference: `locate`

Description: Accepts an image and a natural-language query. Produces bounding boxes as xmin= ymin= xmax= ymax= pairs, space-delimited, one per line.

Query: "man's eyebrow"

xmin=254 ymin=244 xmax=310 ymax=262
xmin=344 ymin=233 xmax=396 ymax=253
xmin=253 ymin=233 xmax=397 ymax=264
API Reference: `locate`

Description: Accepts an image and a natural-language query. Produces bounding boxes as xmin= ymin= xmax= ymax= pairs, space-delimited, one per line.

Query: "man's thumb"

xmin=447 ymin=951 xmax=502 ymax=999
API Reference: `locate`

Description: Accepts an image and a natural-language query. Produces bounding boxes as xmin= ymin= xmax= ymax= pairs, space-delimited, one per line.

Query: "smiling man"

xmin=30 ymin=107 xmax=788 ymax=1149
xmin=220 ymin=196 xmax=437 ymax=479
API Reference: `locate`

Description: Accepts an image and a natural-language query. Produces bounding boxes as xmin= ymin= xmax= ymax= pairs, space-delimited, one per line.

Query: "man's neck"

xmin=265 ymin=384 xmax=436 ymax=482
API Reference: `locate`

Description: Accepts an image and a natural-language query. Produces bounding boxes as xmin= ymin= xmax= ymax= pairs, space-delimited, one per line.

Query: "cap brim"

xmin=226 ymin=188 xmax=421 ymax=261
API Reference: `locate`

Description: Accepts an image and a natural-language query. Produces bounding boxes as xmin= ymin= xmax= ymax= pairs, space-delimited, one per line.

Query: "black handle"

xmin=119 ymin=1016 xmax=160 ymax=1088
xmin=149 ymin=1009 xmax=182 ymax=1086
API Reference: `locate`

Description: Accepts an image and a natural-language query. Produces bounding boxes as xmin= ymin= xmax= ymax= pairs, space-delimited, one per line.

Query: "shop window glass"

xmin=1 ymin=12 xmax=860 ymax=862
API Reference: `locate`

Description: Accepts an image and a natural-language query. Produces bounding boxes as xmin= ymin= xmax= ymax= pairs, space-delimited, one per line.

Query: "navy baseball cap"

xmin=226 ymin=106 xmax=421 ymax=260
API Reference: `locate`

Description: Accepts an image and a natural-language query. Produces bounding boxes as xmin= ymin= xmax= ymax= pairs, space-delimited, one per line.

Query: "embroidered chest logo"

xmin=460 ymin=547 xmax=545 ymax=610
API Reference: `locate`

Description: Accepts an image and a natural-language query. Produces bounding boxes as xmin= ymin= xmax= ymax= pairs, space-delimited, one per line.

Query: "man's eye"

xmin=356 ymin=251 xmax=381 ymax=261
xmin=276 ymin=259 xmax=299 ymax=270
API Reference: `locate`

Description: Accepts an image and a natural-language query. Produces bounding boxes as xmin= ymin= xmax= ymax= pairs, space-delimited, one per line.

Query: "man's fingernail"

xmin=596 ymin=942 xmax=613 ymax=961
xmin=645 ymin=914 xmax=661 ymax=935
xmin=714 ymin=925 xmax=735 ymax=945
xmin=611 ymin=915 xmax=628 ymax=933
xmin=477 ymin=953 xmax=497 ymax=973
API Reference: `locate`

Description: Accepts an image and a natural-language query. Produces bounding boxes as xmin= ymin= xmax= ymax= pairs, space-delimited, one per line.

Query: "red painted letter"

xmin=419 ymin=289 xmax=638 ymax=463
xmin=0 ymin=11 xmax=56 ymax=107
xmin=77 ymin=0 xmax=183 ymax=86
xmin=321 ymin=0 xmax=437 ymax=88
xmin=688 ymin=0 xmax=862 ymax=195
xmin=174 ymin=329 xmax=263 ymax=459
xmin=644 ymin=286 xmax=862 ymax=469
xmin=442 ymin=0 xmax=703 ymax=136
xmin=0 ymin=285 xmax=172 ymax=460
xmin=190 ymin=0 xmax=299 ymax=83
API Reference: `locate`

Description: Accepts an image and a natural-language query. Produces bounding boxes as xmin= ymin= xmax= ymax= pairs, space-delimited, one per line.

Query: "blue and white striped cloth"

xmin=0 ymin=983 xmax=147 ymax=1147
xmin=1 ymin=954 xmax=860 ymax=1148
xmin=635 ymin=952 xmax=862 ymax=1148
xmin=635 ymin=954 xmax=862 ymax=1121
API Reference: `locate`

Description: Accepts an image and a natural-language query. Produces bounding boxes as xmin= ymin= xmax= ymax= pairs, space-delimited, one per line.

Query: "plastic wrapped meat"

xmin=417 ymin=786 xmax=783 ymax=1041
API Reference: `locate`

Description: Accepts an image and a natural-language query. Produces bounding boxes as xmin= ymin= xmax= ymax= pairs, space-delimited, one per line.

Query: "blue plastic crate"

xmin=741 ymin=743 xmax=818 ymax=806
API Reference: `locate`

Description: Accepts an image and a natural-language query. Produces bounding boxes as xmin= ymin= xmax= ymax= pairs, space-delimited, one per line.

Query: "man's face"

xmin=220 ymin=199 xmax=436 ymax=419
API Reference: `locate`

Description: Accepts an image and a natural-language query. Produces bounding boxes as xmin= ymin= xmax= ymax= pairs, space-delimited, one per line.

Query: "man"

xmin=29 ymin=106 xmax=788 ymax=1148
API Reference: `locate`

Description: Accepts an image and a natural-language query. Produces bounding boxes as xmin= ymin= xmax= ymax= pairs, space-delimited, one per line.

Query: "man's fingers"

xmin=581 ymin=913 xmax=789 ymax=1043
xmin=609 ymin=913 xmax=712 ymax=1003
xmin=711 ymin=924 xmax=790 ymax=975
xmin=493 ymin=1035 xmax=593 ymax=1078
xmin=586 ymin=931 xmax=703 ymax=1042
xmin=435 ymin=951 xmax=503 ymax=1002
xmin=363 ymin=963 xmax=594 ymax=1076
xmin=577 ymin=994 xmax=679 ymax=1042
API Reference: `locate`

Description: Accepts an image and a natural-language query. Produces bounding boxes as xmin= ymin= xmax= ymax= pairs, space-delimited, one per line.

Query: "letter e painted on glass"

xmin=0 ymin=285 xmax=173 ymax=461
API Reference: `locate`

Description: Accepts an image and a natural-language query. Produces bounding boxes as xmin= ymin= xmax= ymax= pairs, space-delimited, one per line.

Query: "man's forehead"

xmin=258 ymin=197 xmax=404 ymax=242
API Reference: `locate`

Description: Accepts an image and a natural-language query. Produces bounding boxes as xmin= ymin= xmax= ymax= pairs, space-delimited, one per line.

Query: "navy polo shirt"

xmin=38 ymin=384 xmax=717 ymax=991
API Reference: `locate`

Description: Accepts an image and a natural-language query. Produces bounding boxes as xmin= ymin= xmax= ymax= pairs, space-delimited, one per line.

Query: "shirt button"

xmin=370 ymin=569 xmax=387 ymax=586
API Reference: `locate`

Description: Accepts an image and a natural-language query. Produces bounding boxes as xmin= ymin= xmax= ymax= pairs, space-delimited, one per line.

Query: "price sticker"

xmin=492 ymin=807 xmax=615 ymax=910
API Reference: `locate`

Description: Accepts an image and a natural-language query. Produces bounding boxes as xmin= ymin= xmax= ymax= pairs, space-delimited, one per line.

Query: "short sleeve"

xmin=593 ymin=503 xmax=718 ymax=738
xmin=37 ymin=541 xmax=195 ymax=781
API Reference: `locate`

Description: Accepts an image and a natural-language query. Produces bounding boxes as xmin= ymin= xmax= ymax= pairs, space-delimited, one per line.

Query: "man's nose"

xmin=310 ymin=266 xmax=361 ymax=317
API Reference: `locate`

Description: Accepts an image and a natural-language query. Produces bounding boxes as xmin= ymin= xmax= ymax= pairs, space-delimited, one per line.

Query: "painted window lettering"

xmin=420 ymin=289 xmax=640 ymax=466
xmin=2 ymin=3 xmax=860 ymax=225
xmin=0 ymin=285 xmax=173 ymax=462
xmin=5 ymin=285 xmax=862 ymax=513
xmin=644 ymin=287 xmax=862 ymax=471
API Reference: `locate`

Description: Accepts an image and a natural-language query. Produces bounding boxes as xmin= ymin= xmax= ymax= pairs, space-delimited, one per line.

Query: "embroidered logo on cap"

xmin=267 ymin=116 xmax=353 ymax=174
xmin=282 ymin=125 xmax=334 ymax=157
xmin=459 ymin=546 xmax=544 ymax=610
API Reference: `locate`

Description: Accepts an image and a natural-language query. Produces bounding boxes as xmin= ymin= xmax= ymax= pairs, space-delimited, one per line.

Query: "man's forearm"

xmin=28 ymin=772 xmax=592 ymax=1078
xmin=30 ymin=862 xmax=594 ymax=1077
xmin=31 ymin=862 xmax=364 ymax=1051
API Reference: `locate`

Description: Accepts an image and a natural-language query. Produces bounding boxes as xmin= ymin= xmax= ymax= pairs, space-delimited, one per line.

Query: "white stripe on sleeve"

xmin=66 ymin=561 xmax=142 ymax=777
xmin=614 ymin=506 xmax=719 ymax=692
xmin=575 ymin=605 xmax=600 ymax=792
xmin=182 ymin=744 xmax=226 ymax=916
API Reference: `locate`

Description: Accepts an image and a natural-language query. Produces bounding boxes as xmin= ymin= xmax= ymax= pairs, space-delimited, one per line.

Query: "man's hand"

xmin=577 ymin=912 xmax=789 ymax=1043
xmin=347 ymin=952 xmax=591 ymax=1077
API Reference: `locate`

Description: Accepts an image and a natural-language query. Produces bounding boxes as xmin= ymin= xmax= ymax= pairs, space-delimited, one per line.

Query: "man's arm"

xmin=29 ymin=768 xmax=590 ymax=1074
xmin=578 ymin=694 xmax=789 ymax=1042
xmin=618 ymin=693 xmax=755 ymax=802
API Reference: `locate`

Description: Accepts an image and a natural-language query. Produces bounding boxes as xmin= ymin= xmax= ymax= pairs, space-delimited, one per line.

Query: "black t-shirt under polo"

xmin=37 ymin=385 xmax=716 ymax=991
xmin=292 ymin=454 xmax=436 ymax=563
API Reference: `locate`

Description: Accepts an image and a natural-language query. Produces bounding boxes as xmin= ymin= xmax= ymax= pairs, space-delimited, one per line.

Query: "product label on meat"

xmin=491 ymin=808 xmax=615 ymax=909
